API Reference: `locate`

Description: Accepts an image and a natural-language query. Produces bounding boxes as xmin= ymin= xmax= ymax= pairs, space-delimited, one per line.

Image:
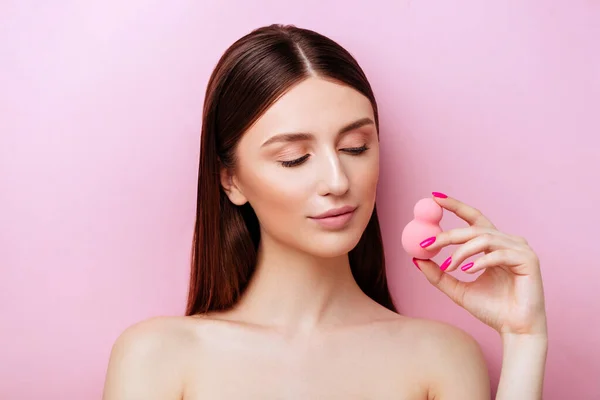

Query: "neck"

xmin=230 ymin=233 xmax=368 ymax=335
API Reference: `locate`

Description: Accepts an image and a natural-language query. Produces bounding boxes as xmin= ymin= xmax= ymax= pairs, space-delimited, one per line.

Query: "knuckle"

xmin=447 ymin=230 xmax=462 ymax=243
xmin=497 ymin=249 xmax=511 ymax=260
xmin=480 ymin=233 xmax=494 ymax=242
xmin=474 ymin=216 xmax=490 ymax=227
xmin=514 ymin=235 xmax=528 ymax=244
xmin=527 ymin=251 xmax=540 ymax=264
xmin=471 ymin=226 xmax=486 ymax=236
xmin=455 ymin=286 xmax=466 ymax=306
xmin=427 ymin=272 xmax=443 ymax=286
xmin=436 ymin=232 xmax=447 ymax=243
xmin=472 ymin=210 xmax=484 ymax=221
xmin=471 ymin=210 xmax=495 ymax=228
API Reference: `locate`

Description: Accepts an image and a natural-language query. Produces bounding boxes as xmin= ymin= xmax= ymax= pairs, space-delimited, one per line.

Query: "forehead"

xmin=243 ymin=77 xmax=375 ymax=144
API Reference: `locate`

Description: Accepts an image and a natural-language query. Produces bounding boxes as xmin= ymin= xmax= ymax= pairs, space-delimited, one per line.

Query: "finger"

xmin=443 ymin=233 xmax=518 ymax=273
xmin=421 ymin=226 xmax=498 ymax=251
xmin=431 ymin=192 xmax=496 ymax=229
xmin=459 ymin=249 xmax=540 ymax=276
xmin=509 ymin=234 xmax=531 ymax=247
xmin=413 ymin=258 xmax=468 ymax=307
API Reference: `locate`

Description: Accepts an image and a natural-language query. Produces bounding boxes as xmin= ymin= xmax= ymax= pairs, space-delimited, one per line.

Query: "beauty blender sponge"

xmin=401 ymin=198 xmax=444 ymax=259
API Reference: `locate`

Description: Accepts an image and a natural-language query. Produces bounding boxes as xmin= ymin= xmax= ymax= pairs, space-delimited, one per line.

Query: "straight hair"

xmin=186 ymin=24 xmax=397 ymax=315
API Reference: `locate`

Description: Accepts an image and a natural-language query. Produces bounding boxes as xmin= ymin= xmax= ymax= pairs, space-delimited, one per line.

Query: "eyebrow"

xmin=260 ymin=117 xmax=375 ymax=148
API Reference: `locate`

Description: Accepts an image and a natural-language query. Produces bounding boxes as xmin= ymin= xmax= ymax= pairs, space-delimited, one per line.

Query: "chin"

xmin=302 ymin=211 xmax=371 ymax=258
xmin=303 ymin=227 xmax=365 ymax=259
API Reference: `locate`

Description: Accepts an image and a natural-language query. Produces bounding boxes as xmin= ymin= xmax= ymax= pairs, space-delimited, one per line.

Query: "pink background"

xmin=1 ymin=1 xmax=598 ymax=399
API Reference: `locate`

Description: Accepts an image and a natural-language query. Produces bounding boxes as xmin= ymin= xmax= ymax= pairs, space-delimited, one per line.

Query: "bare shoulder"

xmin=367 ymin=313 xmax=483 ymax=357
xmin=378 ymin=315 xmax=491 ymax=399
xmin=399 ymin=317 xmax=485 ymax=356
xmin=102 ymin=316 xmax=200 ymax=400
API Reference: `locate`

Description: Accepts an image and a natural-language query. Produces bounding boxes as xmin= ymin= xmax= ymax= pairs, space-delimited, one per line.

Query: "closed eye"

xmin=341 ymin=145 xmax=369 ymax=154
xmin=279 ymin=145 xmax=369 ymax=168
xmin=280 ymin=154 xmax=310 ymax=168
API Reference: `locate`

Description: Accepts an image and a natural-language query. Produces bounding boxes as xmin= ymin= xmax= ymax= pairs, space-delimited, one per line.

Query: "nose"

xmin=316 ymin=151 xmax=350 ymax=197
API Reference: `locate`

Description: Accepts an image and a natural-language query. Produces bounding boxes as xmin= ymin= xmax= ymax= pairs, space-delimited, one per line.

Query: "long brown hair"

xmin=186 ymin=24 xmax=397 ymax=316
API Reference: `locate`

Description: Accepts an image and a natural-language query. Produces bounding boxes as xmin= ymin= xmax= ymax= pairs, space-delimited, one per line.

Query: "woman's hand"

xmin=413 ymin=192 xmax=547 ymax=337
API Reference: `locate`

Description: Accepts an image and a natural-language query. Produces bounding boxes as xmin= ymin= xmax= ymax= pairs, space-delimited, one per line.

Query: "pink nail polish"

xmin=440 ymin=256 xmax=452 ymax=271
xmin=432 ymin=192 xmax=448 ymax=198
xmin=461 ymin=262 xmax=474 ymax=271
xmin=420 ymin=236 xmax=436 ymax=248
xmin=412 ymin=257 xmax=421 ymax=270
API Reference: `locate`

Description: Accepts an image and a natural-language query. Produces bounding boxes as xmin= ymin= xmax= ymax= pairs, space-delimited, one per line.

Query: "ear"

xmin=220 ymin=167 xmax=248 ymax=206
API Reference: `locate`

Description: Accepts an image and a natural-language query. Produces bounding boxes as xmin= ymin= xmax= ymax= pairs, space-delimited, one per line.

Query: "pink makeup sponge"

xmin=401 ymin=198 xmax=444 ymax=259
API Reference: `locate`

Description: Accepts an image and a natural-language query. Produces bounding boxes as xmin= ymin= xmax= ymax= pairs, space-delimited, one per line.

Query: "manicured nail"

xmin=420 ymin=236 xmax=436 ymax=248
xmin=461 ymin=262 xmax=474 ymax=271
xmin=412 ymin=257 xmax=421 ymax=270
xmin=440 ymin=256 xmax=452 ymax=271
xmin=432 ymin=192 xmax=448 ymax=198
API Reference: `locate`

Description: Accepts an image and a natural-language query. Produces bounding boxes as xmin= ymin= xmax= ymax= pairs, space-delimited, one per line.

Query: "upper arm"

xmin=423 ymin=323 xmax=491 ymax=400
xmin=102 ymin=317 xmax=184 ymax=400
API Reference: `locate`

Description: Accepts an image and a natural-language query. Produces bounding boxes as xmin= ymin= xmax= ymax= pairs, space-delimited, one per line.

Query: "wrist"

xmin=501 ymin=332 xmax=548 ymax=352
xmin=500 ymin=314 xmax=548 ymax=339
xmin=501 ymin=332 xmax=548 ymax=368
xmin=496 ymin=332 xmax=548 ymax=400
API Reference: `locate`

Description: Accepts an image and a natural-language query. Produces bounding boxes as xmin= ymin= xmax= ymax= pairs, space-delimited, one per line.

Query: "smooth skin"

xmin=102 ymin=77 xmax=546 ymax=399
xmin=416 ymin=195 xmax=548 ymax=399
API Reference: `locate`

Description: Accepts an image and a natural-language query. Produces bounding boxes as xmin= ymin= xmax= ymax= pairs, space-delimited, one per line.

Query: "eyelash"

xmin=280 ymin=145 xmax=369 ymax=168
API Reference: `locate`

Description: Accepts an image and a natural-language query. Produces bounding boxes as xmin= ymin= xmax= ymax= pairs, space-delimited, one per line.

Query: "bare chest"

xmin=181 ymin=330 xmax=428 ymax=400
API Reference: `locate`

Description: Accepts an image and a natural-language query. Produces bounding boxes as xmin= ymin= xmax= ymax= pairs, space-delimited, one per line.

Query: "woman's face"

xmin=222 ymin=76 xmax=379 ymax=258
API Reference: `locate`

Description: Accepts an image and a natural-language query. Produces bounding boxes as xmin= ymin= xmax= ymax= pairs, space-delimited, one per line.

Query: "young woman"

xmin=103 ymin=24 xmax=547 ymax=399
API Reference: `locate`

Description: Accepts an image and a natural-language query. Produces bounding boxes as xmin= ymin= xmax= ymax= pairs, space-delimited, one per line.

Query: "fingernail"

xmin=432 ymin=192 xmax=448 ymax=198
xmin=412 ymin=257 xmax=421 ymax=270
xmin=420 ymin=236 xmax=436 ymax=248
xmin=461 ymin=262 xmax=474 ymax=271
xmin=440 ymin=256 xmax=452 ymax=271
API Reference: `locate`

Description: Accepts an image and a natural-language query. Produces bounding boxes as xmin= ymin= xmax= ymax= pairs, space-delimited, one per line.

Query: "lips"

xmin=309 ymin=205 xmax=357 ymax=230
xmin=310 ymin=205 xmax=357 ymax=219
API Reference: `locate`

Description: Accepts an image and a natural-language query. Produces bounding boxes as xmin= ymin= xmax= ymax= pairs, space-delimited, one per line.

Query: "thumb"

xmin=413 ymin=258 xmax=467 ymax=307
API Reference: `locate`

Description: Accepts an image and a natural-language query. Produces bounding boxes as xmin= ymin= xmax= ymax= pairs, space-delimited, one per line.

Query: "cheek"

xmin=238 ymin=165 xmax=311 ymax=221
xmin=348 ymin=154 xmax=379 ymax=199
